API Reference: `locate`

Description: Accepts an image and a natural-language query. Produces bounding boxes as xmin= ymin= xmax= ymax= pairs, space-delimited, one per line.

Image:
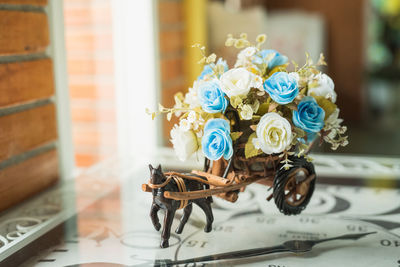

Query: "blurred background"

xmin=1 ymin=0 xmax=399 ymax=211
xmin=0 ymin=1 xmax=400 ymax=263
xmin=64 ymin=0 xmax=400 ymax=168
xmin=64 ymin=0 xmax=116 ymax=167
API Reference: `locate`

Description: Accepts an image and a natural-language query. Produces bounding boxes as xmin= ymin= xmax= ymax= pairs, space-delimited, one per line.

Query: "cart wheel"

xmin=273 ymin=156 xmax=316 ymax=215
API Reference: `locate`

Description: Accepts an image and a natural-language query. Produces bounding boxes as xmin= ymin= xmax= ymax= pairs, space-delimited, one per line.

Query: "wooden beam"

xmin=0 ymin=10 xmax=49 ymax=55
xmin=0 ymin=58 xmax=54 ymax=107
xmin=0 ymin=0 xmax=47 ymax=6
xmin=0 ymin=149 xmax=58 ymax=211
xmin=0 ymin=104 xmax=57 ymax=161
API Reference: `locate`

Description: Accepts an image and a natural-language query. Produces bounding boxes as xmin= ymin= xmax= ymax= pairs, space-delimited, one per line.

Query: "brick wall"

xmin=0 ymin=0 xmax=59 ymax=211
xmin=64 ymin=0 xmax=117 ymax=167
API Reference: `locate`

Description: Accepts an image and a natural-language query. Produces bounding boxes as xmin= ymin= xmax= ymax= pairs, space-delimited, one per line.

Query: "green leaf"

xmin=293 ymin=127 xmax=306 ymax=138
xmin=203 ymin=113 xmax=214 ymax=122
xmin=313 ymin=95 xmax=337 ymax=120
xmin=257 ymin=102 xmax=269 ymax=115
xmin=230 ymin=96 xmax=243 ymax=108
xmin=245 ymin=133 xmax=263 ymax=159
xmin=230 ymin=132 xmax=243 ymax=141
xmin=267 ymin=65 xmax=289 ymax=76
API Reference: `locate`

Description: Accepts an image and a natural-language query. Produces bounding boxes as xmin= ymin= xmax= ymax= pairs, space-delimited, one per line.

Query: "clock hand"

xmin=154 ymin=231 xmax=376 ymax=267
xmin=154 ymin=244 xmax=288 ymax=267
xmin=282 ymin=231 xmax=377 ymax=253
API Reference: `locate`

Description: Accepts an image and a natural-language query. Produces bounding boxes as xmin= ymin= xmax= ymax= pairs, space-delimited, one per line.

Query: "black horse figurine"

xmin=148 ymin=164 xmax=214 ymax=248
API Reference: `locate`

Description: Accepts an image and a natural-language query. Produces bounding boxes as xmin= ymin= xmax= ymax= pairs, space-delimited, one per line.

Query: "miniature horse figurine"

xmin=148 ymin=164 xmax=214 ymax=248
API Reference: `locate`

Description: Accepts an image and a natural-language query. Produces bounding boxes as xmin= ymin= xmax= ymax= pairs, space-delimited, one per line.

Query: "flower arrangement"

xmin=148 ymin=33 xmax=348 ymax=169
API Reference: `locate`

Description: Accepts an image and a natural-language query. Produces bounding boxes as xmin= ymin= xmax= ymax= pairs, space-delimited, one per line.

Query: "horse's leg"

xmin=161 ymin=208 xmax=176 ymax=248
xmin=195 ymin=199 xmax=214 ymax=233
xmin=150 ymin=202 xmax=161 ymax=231
xmin=175 ymin=203 xmax=192 ymax=234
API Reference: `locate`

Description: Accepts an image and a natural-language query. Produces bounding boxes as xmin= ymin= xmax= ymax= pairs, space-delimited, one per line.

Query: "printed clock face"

xmin=167 ymin=185 xmax=400 ymax=267
xmin=23 ymin=174 xmax=400 ymax=267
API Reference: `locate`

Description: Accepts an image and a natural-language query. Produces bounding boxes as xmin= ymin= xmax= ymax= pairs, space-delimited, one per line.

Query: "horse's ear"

xmin=149 ymin=164 xmax=154 ymax=171
xmin=157 ymin=164 xmax=162 ymax=171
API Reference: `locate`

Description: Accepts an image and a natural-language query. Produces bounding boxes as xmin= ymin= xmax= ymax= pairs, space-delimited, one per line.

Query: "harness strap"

xmin=173 ymin=176 xmax=188 ymax=209
xmin=147 ymin=176 xmax=173 ymax=189
xmin=147 ymin=174 xmax=189 ymax=209
xmin=164 ymin=172 xmax=212 ymax=185
xmin=148 ymin=172 xmax=211 ymax=189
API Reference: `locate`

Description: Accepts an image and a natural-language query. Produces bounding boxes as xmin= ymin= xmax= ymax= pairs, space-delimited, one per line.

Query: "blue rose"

xmin=293 ymin=96 xmax=325 ymax=133
xmin=263 ymin=72 xmax=299 ymax=104
xmin=253 ymin=49 xmax=288 ymax=69
xmin=202 ymin=118 xmax=233 ymax=161
xmin=198 ymin=80 xmax=228 ymax=113
xmin=198 ymin=58 xmax=228 ymax=80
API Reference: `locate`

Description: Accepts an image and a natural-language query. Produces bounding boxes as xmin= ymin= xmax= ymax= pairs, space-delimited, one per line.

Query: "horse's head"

xmin=149 ymin=164 xmax=165 ymax=185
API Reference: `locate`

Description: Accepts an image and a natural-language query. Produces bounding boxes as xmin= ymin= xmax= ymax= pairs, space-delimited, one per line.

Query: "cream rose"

xmin=252 ymin=112 xmax=292 ymax=154
xmin=308 ymin=73 xmax=337 ymax=103
xmin=170 ymin=125 xmax=199 ymax=161
xmin=220 ymin=68 xmax=256 ymax=97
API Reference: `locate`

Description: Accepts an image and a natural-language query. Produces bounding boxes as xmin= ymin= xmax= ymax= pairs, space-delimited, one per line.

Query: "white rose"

xmin=170 ymin=125 xmax=199 ymax=161
xmin=240 ymin=104 xmax=253 ymax=120
xmin=220 ymin=68 xmax=255 ymax=97
xmin=252 ymin=112 xmax=292 ymax=154
xmin=308 ymin=73 xmax=337 ymax=103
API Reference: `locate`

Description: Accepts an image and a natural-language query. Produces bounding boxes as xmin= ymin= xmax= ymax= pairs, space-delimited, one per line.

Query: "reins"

xmin=147 ymin=175 xmax=174 ymax=189
xmin=147 ymin=172 xmax=212 ymax=189
xmin=147 ymin=172 xmax=210 ymax=209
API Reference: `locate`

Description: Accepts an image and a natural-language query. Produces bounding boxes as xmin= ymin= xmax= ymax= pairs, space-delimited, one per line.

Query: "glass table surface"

xmin=1 ymin=157 xmax=400 ymax=267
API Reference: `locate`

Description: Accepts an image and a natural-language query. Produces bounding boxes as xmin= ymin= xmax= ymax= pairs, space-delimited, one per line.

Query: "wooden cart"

xmin=162 ymin=142 xmax=316 ymax=215
xmin=155 ymin=107 xmax=317 ymax=215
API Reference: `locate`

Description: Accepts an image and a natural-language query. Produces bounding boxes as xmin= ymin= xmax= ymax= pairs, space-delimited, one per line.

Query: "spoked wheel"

xmin=273 ymin=156 xmax=316 ymax=215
